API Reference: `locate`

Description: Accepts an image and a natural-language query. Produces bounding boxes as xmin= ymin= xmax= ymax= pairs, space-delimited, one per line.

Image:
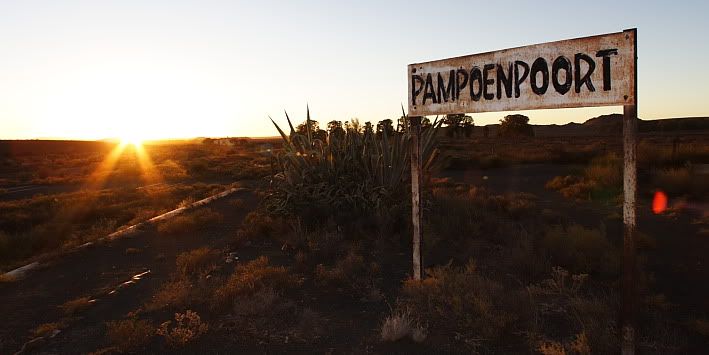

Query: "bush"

xmin=541 ymin=225 xmax=618 ymax=275
xmin=175 ymin=247 xmax=219 ymax=279
xmin=145 ymin=280 xmax=192 ymax=312
xmin=380 ymin=310 xmax=426 ymax=343
xmin=314 ymin=248 xmax=380 ymax=295
xmin=212 ymin=256 xmax=298 ymax=310
xmin=106 ymin=318 xmax=156 ymax=352
xmin=267 ymin=111 xmax=441 ymax=223
xmin=157 ymin=310 xmax=208 ymax=348
xmin=398 ymin=260 xmax=522 ymax=344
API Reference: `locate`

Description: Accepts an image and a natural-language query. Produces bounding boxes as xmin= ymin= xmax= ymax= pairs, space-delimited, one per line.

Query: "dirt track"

xmin=0 ymin=188 xmax=257 ymax=354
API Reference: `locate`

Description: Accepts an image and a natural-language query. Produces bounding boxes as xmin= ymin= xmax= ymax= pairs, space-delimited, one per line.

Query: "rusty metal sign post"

xmin=407 ymin=29 xmax=638 ymax=353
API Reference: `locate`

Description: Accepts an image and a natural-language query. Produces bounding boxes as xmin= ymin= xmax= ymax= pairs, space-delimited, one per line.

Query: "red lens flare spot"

xmin=652 ymin=190 xmax=668 ymax=214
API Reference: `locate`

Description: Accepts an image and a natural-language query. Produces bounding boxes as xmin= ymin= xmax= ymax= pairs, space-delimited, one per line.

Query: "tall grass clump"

xmin=266 ymin=108 xmax=441 ymax=223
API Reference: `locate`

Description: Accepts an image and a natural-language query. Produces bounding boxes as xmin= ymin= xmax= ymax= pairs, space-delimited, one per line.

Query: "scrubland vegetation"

xmin=0 ymin=139 xmax=273 ymax=271
xmin=1 ymin=116 xmax=707 ymax=353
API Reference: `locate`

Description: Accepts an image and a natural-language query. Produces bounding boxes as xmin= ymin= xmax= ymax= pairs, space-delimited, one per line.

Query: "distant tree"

xmin=421 ymin=117 xmax=432 ymax=131
xmin=363 ymin=121 xmax=374 ymax=136
xmin=296 ymin=120 xmax=320 ymax=135
xmin=462 ymin=116 xmax=474 ymax=137
xmin=327 ymin=120 xmax=345 ymax=140
xmin=202 ymin=138 xmax=214 ymax=145
xmin=397 ymin=116 xmax=408 ymax=132
xmin=498 ymin=114 xmax=534 ymax=137
xmin=296 ymin=120 xmax=327 ymax=141
xmin=376 ymin=119 xmax=394 ymax=138
xmin=444 ymin=114 xmax=473 ymax=138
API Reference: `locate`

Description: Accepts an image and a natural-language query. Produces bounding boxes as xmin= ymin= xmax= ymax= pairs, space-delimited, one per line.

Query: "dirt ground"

xmin=1 ymin=161 xmax=707 ymax=353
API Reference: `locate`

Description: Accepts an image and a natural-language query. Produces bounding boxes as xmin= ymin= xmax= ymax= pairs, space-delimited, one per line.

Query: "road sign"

xmin=406 ymin=28 xmax=638 ymax=354
xmin=408 ymin=30 xmax=635 ymax=116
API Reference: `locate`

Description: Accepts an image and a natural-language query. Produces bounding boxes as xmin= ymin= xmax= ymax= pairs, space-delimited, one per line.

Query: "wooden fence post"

xmin=410 ymin=116 xmax=423 ymax=281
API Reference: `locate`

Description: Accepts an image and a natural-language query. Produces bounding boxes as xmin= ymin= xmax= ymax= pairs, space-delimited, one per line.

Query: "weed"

xmin=380 ymin=310 xmax=427 ymax=343
xmin=175 ymin=247 xmax=219 ymax=279
xmin=145 ymin=279 xmax=191 ymax=312
xmin=314 ymin=248 xmax=380 ymax=294
xmin=212 ymin=256 xmax=298 ymax=310
xmin=398 ymin=260 xmax=521 ymax=343
xmin=157 ymin=310 xmax=208 ymax=347
xmin=541 ymin=225 xmax=618 ymax=275
xmin=106 ymin=318 xmax=156 ymax=352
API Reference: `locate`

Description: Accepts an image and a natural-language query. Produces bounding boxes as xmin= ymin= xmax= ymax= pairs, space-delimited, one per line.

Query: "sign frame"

xmin=406 ymin=28 xmax=638 ymax=354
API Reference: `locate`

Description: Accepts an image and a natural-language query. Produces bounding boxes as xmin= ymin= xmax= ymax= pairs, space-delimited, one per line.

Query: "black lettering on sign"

xmin=574 ymin=53 xmax=596 ymax=93
xmin=423 ymin=73 xmax=437 ymax=104
xmin=552 ymin=56 xmax=572 ymax=95
xmin=483 ymin=64 xmax=495 ymax=100
xmin=514 ymin=61 xmax=530 ymax=98
xmin=470 ymin=66 xmax=483 ymax=101
xmin=411 ymin=74 xmax=424 ymax=106
xmin=496 ymin=63 xmax=513 ymax=99
xmin=596 ymin=48 xmax=618 ymax=91
xmin=530 ymin=57 xmax=549 ymax=95
xmin=437 ymin=70 xmax=455 ymax=103
xmin=455 ymin=69 xmax=469 ymax=100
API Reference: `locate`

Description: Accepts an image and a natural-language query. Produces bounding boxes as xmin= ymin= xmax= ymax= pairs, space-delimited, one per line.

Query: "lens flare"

xmin=652 ymin=190 xmax=668 ymax=214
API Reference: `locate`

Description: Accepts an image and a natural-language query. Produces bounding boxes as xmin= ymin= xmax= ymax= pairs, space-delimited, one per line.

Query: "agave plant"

xmin=266 ymin=106 xmax=441 ymax=219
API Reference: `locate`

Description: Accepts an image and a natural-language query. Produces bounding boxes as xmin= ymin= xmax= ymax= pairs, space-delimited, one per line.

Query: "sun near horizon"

xmin=1 ymin=1 xmax=709 ymax=140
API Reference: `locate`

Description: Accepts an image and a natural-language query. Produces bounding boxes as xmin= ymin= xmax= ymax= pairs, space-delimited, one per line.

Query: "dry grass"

xmin=175 ymin=247 xmax=220 ymax=279
xmin=60 ymin=296 xmax=94 ymax=315
xmin=144 ymin=279 xmax=192 ymax=312
xmin=33 ymin=322 xmax=64 ymax=337
xmin=157 ymin=310 xmax=208 ymax=348
xmin=157 ymin=208 xmax=223 ymax=235
xmin=541 ymin=225 xmax=618 ymax=275
xmin=212 ymin=256 xmax=298 ymax=310
xmin=398 ymin=260 xmax=522 ymax=343
xmin=314 ymin=248 xmax=380 ymax=295
xmin=106 ymin=318 xmax=156 ymax=352
xmin=380 ymin=311 xmax=426 ymax=343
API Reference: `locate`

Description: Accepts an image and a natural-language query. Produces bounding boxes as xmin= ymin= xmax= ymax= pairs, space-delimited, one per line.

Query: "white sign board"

xmin=408 ymin=29 xmax=636 ymax=116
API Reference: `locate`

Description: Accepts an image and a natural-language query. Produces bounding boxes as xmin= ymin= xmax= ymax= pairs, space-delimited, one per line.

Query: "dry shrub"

xmin=538 ymin=332 xmax=591 ymax=355
xmin=157 ymin=208 xmax=223 ymax=235
xmin=33 ymin=322 xmax=64 ymax=337
xmin=584 ymin=153 xmax=622 ymax=188
xmin=212 ymin=256 xmax=298 ymax=310
xmin=175 ymin=247 xmax=219 ymax=279
xmin=529 ymin=268 xmax=617 ymax=354
xmin=145 ymin=279 xmax=191 ymax=311
xmin=545 ymin=175 xmax=597 ymax=200
xmin=315 ymin=248 xmax=380 ymax=294
xmin=235 ymin=211 xmax=291 ymax=245
xmin=157 ymin=310 xmax=208 ymax=348
xmin=60 ymin=296 xmax=94 ymax=315
xmin=398 ymin=260 xmax=520 ymax=343
xmin=541 ymin=225 xmax=618 ymax=275
xmin=106 ymin=318 xmax=156 ymax=352
xmin=380 ymin=310 xmax=426 ymax=343
xmin=546 ymin=153 xmax=622 ymax=201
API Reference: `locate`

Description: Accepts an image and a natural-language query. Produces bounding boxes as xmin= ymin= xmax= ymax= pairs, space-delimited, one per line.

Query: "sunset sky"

xmin=1 ymin=0 xmax=707 ymax=140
